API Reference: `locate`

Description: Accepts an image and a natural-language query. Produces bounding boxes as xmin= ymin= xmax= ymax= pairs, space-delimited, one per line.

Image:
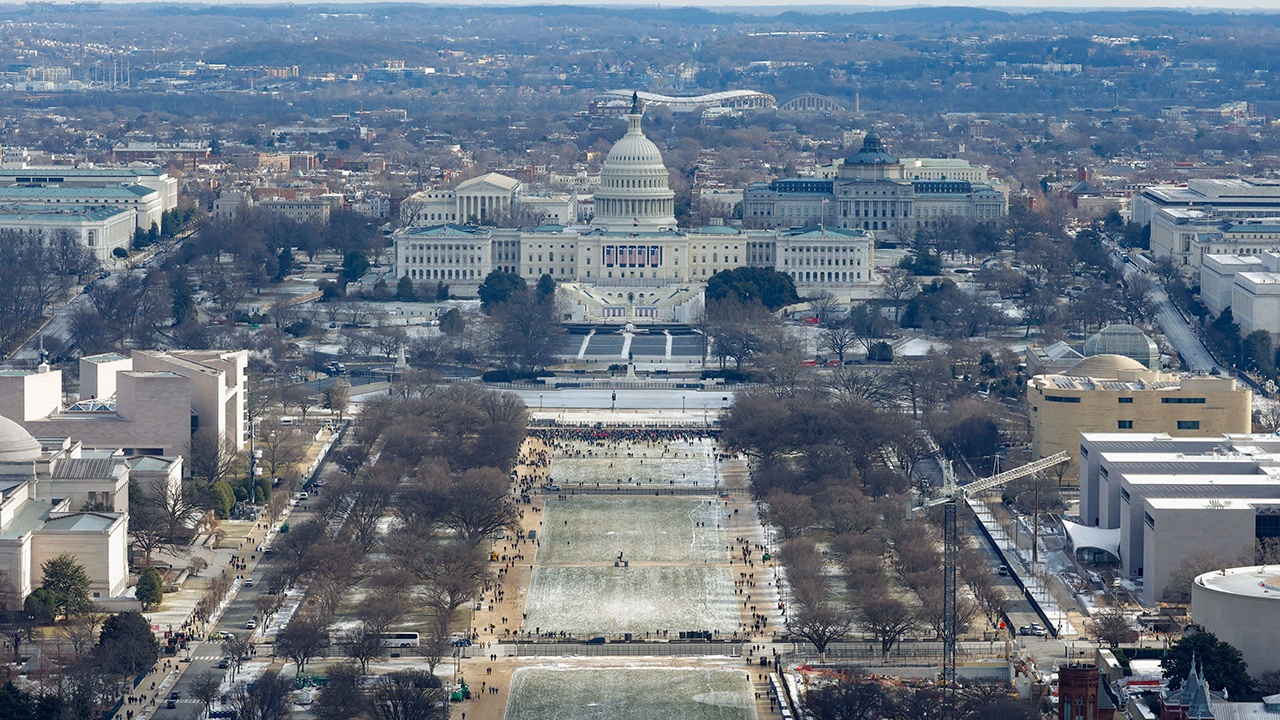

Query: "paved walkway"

xmin=110 ymin=427 xmax=337 ymax=720
xmin=449 ymin=433 xmax=784 ymax=720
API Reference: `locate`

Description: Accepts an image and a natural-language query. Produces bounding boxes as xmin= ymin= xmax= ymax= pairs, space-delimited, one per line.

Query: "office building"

xmin=1076 ymin=432 xmax=1280 ymax=604
xmin=741 ymin=132 xmax=1008 ymax=237
xmin=0 ymin=349 xmax=248 ymax=462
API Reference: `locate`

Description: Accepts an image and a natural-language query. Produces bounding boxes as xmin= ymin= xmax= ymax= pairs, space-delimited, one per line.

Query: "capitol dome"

xmin=592 ymin=94 xmax=677 ymax=233
xmin=0 ymin=415 xmax=41 ymax=463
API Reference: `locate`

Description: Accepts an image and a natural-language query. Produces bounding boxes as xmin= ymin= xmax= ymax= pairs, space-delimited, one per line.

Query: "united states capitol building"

xmin=393 ymin=98 xmax=999 ymax=322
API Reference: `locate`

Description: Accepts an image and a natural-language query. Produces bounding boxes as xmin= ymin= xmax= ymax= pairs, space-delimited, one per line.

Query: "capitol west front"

xmin=393 ymin=99 xmax=879 ymax=322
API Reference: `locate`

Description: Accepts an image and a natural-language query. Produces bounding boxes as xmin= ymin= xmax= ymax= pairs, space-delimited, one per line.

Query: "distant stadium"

xmin=589 ymin=89 xmax=776 ymax=115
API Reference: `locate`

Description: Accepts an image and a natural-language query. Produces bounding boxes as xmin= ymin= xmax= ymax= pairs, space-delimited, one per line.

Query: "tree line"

xmin=0 ymin=229 xmax=97 ymax=355
xmin=234 ymin=385 xmax=525 ymax=720
xmin=722 ymin=390 xmax=1019 ymax=662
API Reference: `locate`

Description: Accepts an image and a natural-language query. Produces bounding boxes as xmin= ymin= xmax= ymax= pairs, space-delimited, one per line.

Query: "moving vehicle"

xmin=381 ymin=632 xmax=420 ymax=648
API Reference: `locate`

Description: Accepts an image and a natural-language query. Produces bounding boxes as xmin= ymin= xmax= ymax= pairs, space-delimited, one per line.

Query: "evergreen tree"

xmin=171 ymin=273 xmax=196 ymax=326
xmin=1163 ymin=631 xmax=1254 ymax=700
xmin=439 ymin=308 xmax=465 ymax=336
xmin=477 ymin=270 xmax=528 ymax=312
xmin=341 ymin=251 xmax=370 ymax=283
xmin=536 ymin=273 xmax=556 ymax=296
xmin=98 ymin=611 xmax=160 ymax=677
xmin=705 ymin=267 xmax=799 ymax=311
xmin=274 ymin=247 xmax=294 ymax=283
xmin=396 ymin=275 xmax=417 ymax=301
xmin=135 ymin=567 xmax=163 ymax=610
xmin=38 ymin=554 xmax=92 ymax=619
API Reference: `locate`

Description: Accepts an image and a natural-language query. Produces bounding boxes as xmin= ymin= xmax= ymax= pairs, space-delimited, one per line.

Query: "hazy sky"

xmin=462 ymin=0 xmax=1280 ymax=9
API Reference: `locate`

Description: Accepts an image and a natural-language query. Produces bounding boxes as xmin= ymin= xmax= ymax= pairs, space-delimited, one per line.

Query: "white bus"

xmin=381 ymin=632 xmax=420 ymax=648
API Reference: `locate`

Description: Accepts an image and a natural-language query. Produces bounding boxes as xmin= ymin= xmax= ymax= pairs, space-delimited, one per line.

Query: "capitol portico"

xmin=392 ymin=95 xmax=880 ymax=322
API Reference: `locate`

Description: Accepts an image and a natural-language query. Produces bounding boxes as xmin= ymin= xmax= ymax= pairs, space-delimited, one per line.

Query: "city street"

xmin=152 ymin=497 xmax=321 ymax=720
xmin=1117 ymin=255 xmax=1224 ymax=373
xmin=11 ymin=240 xmax=183 ymax=363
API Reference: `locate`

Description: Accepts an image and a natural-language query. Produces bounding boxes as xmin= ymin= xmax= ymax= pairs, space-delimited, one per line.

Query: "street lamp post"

xmin=682 ymin=395 xmax=686 ymax=413
xmin=539 ymin=394 xmax=544 ymax=412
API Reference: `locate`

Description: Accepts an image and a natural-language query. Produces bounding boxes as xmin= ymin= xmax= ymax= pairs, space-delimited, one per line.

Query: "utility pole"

xmin=1032 ymin=480 xmax=1041 ymax=566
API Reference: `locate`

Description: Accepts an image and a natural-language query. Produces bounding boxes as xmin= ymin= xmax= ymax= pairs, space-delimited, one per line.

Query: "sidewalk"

xmin=111 ymin=427 xmax=338 ymax=720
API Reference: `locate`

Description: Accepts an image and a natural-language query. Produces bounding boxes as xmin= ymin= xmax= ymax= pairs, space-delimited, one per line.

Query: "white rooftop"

xmin=1194 ymin=565 xmax=1280 ymax=600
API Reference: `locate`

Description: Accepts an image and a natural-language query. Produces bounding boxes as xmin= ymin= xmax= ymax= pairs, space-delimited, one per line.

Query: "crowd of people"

xmin=529 ymin=426 xmax=717 ymax=450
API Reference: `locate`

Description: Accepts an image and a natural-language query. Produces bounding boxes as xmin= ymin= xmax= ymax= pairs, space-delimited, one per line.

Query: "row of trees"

xmin=722 ymin=389 xmax=1020 ymax=658
xmin=805 ymin=674 xmax=1038 ymax=720
xmin=0 ymin=230 xmax=98 ymax=354
xmin=238 ymin=386 xmax=524 ymax=696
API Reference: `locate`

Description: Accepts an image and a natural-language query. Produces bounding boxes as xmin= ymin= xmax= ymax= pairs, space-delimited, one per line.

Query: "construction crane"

xmin=914 ymin=450 xmax=1070 ymax=688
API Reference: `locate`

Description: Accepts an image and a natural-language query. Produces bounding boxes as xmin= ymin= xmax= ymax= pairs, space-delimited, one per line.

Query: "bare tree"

xmin=188 ymin=556 xmax=209 ymax=578
xmin=223 ymin=635 xmax=253 ymax=679
xmin=58 ymin=612 xmax=106 ymax=657
xmin=357 ymin=591 xmax=408 ymax=642
xmin=810 ymin=291 xmax=841 ymax=324
xmin=790 ymin=600 xmax=855 ymax=659
xmin=858 ymin=593 xmax=918 ymax=660
xmin=827 ymin=366 xmax=900 ymax=407
xmin=277 ymin=383 xmax=310 ymax=416
xmin=315 ymin=662 xmax=370 ymax=720
xmin=258 ymin=425 xmax=306 ymax=479
xmin=246 ymin=385 xmax=277 ymax=431
xmin=277 ymin=613 xmax=329 ymax=674
xmin=127 ymin=499 xmax=170 ymax=567
xmin=297 ymin=391 xmax=319 ymax=421
xmin=410 ymin=540 xmax=490 ymax=645
xmin=879 ymin=268 xmax=917 ymax=323
xmin=434 ymin=467 xmax=520 ymax=546
xmin=371 ymin=320 xmax=409 ymax=359
xmin=1089 ymin=607 xmax=1137 ymax=648
xmin=323 ymin=380 xmax=351 ymax=420
xmin=764 ymin=490 xmax=818 ymax=540
xmin=255 ymin=594 xmax=282 ymax=625
xmin=340 ymin=628 xmax=386 ymax=675
xmin=189 ymin=429 xmax=241 ymax=487
xmin=190 ymin=670 xmax=222 ymax=719
xmin=1163 ymin=549 xmax=1247 ymax=602
xmin=819 ymin=323 xmax=857 ymax=364
xmin=369 ymin=670 xmax=448 ymax=720
xmin=229 ymin=669 xmax=293 ymax=720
